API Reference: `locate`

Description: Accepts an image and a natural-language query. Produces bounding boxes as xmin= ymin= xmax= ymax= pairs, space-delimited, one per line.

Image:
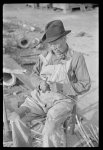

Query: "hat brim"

xmin=41 ymin=30 xmax=71 ymax=43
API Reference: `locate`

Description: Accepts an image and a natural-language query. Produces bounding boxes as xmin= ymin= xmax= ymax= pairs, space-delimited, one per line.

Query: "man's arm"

xmin=30 ymin=57 xmax=43 ymax=89
xmin=69 ymin=54 xmax=91 ymax=95
xmin=30 ymin=51 xmax=49 ymax=89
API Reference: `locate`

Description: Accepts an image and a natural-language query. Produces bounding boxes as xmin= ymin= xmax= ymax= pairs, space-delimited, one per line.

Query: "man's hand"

xmin=49 ymin=82 xmax=57 ymax=92
xmin=39 ymin=80 xmax=49 ymax=92
xmin=49 ymin=82 xmax=63 ymax=93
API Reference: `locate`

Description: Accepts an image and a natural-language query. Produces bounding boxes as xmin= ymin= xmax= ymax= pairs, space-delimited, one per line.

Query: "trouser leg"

xmin=42 ymin=100 xmax=73 ymax=147
xmin=10 ymin=100 xmax=45 ymax=147
xmin=10 ymin=117 xmax=32 ymax=147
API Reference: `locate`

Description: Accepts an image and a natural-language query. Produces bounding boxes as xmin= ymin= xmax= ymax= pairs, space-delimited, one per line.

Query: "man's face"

xmin=48 ymin=36 xmax=67 ymax=58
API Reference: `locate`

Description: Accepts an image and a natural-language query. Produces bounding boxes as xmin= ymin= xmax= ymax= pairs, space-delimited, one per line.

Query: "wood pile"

xmin=3 ymin=17 xmax=46 ymax=67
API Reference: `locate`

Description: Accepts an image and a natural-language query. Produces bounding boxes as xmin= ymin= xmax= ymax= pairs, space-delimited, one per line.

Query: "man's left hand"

xmin=49 ymin=82 xmax=57 ymax=92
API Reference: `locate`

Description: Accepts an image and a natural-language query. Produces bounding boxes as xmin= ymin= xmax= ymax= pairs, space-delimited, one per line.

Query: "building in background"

xmin=26 ymin=3 xmax=98 ymax=13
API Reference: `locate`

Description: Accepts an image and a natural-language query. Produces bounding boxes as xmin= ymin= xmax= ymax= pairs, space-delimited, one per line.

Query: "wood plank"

xmin=14 ymin=73 xmax=35 ymax=90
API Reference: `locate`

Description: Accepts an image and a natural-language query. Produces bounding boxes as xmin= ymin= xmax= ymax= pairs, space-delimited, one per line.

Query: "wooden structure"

xmin=26 ymin=3 xmax=98 ymax=13
xmin=52 ymin=3 xmax=97 ymax=13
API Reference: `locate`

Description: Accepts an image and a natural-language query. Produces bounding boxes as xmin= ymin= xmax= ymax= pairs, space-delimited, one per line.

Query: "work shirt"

xmin=30 ymin=46 xmax=91 ymax=97
xmin=15 ymin=46 xmax=91 ymax=115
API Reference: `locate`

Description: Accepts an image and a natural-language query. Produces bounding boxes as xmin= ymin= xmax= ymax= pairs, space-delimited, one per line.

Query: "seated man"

xmin=9 ymin=20 xmax=91 ymax=147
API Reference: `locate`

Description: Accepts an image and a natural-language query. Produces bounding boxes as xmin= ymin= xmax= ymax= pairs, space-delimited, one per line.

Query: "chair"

xmin=30 ymin=103 xmax=83 ymax=147
xmin=63 ymin=103 xmax=86 ymax=147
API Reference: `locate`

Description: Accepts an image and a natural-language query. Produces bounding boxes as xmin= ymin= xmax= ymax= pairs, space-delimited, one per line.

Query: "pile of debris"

xmin=3 ymin=17 xmax=47 ymax=146
xmin=3 ymin=17 xmax=45 ymax=64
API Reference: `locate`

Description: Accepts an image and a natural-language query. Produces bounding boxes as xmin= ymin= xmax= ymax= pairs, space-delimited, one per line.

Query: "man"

xmin=9 ymin=20 xmax=91 ymax=147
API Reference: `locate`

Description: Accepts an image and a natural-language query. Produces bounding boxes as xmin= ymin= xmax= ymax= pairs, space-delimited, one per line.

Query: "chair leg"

xmin=64 ymin=119 xmax=69 ymax=134
xmin=63 ymin=118 xmax=70 ymax=147
xmin=69 ymin=123 xmax=75 ymax=135
xmin=69 ymin=104 xmax=77 ymax=135
xmin=63 ymin=116 xmax=76 ymax=147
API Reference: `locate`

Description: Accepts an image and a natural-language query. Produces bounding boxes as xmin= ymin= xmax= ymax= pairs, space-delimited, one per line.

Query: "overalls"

xmin=10 ymin=52 xmax=75 ymax=147
xmin=38 ymin=52 xmax=75 ymax=147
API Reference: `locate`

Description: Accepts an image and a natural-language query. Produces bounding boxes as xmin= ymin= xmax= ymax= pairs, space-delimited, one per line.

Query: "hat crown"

xmin=46 ymin=20 xmax=65 ymax=39
xmin=41 ymin=20 xmax=71 ymax=43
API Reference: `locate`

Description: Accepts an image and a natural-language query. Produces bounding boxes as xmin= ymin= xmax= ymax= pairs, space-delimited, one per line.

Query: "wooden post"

xmin=80 ymin=4 xmax=86 ymax=12
xmin=63 ymin=4 xmax=71 ymax=14
xmin=63 ymin=4 xmax=68 ymax=14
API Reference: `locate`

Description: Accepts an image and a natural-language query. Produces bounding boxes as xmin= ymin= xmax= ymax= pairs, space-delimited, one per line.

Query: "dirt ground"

xmin=3 ymin=3 xmax=99 ymax=144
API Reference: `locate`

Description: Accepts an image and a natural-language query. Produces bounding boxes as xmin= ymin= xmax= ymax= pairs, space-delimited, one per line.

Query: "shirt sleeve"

xmin=30 ymin=57 xmax=43 ymax=88
xmin=69 ymin=54 xmax=91 ymax=95
xmin=30 ymin=51 xmax=49 ymax=89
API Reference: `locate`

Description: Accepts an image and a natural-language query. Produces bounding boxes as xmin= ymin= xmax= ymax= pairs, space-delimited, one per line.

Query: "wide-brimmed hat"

xmin=41 ymin=20 xmax=71 ymax=43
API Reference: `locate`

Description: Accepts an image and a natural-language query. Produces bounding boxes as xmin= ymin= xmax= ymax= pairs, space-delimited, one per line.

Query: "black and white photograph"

xmin=3 ymin=3 xmax=99 ymax=147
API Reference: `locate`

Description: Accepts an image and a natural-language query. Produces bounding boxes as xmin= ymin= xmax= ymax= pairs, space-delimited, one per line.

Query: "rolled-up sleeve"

xmin=70 ymin=54 xmax=91 ymax=95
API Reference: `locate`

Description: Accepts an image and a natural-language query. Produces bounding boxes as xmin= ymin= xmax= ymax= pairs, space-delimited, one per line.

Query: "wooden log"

xmin=3 ymin=54 xmax=26 ymax=71
xmin=14 ymin=73 xmax=35 ymax=91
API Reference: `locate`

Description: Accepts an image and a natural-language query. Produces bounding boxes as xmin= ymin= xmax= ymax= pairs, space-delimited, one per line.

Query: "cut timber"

xmin=14 ymin=73 xmax=35 ymax=90
xmin=3 ymin=54 xmax=26 ymax=71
